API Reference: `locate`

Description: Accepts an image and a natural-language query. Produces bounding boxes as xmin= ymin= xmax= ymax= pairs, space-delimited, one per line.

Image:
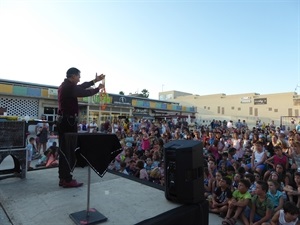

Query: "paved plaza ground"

xmin=0 ymin=156 xmax=243 ymax=225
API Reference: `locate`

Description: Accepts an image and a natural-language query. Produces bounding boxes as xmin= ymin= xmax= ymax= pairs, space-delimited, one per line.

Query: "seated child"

xmin=237 ymin=166 xmax=246 ymax=178
xmin=227 ymin=147 xmax=237 ymax=165
xmin=244 ymin=141 xmax=267 ymax=174
xmin=264 ymin=145 xmax=288 ymax=180
xmin=267 ymin=179 xmax=284 ymax=213
xmin=219 ymin=161 xmax=228 ymax=175
xmin=262 ymin=201 xmax=300 ymax=225
xmin=45 ymin=142 xmax=59 ymax=167
xmin=118 ymin=161 xmax=129 ymax=175
xmin=232 ymin=173 xmax=241 ymax=191
xmin=204 ymin=167 xmax=212 ymax=198
xmin=211 ymin=171 xmax=224 ymax=194
xmin=241 ymin=180 xmax=273 ymax=225
xmin=144 ymin=157 xmax=153 ymax=174
xmin=244 ymin=173 xmax=256 ymax=195
xmin=35 ymin=142 xmax=58 ymax=168
xmin=283 ymin=171 xmax=300 ymax=208
xmin=209 ymin=177 xmax=232 ymax=217
xmin=218 ymin=152 xmax=232 ymax=169
xmin=225 ymin=165 xmax=235 ymax=181
xmin=222 ymin=179 xmax=252 ymax=225
xmin=135 ymin=160 xmax=149 ymax=180
xmin=149 ymin=167 xmax=161 ymax=184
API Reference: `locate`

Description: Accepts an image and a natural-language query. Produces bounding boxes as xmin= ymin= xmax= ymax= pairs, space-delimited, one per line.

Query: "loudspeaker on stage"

xmin=164 ymin=140 xmax=205 ymax=204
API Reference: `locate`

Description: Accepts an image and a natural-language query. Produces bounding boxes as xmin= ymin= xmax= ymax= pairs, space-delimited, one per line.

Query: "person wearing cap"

xmin=57 ymin=67 xmax=105 ymax=188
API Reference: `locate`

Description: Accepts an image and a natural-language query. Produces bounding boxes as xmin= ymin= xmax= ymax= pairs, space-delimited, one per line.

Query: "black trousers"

xmin=57 ymin=117 xmax=78 ymax=182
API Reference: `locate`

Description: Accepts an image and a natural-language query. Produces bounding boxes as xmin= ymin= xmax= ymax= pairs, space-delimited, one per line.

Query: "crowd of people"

xmin=25 ymin=113 xmax=300 ymax=224
xmin=26 ymin=115 xmax=59 ymax=170
xmin=202 ymin=120 xmax=300 ymax=225
xmin=97 ymin=117 xmax=300 ymax=225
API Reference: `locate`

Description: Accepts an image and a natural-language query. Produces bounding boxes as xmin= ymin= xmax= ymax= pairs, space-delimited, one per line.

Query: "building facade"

xmin=159 ymin=90 xmax=300 ymax=129
xmin=0 ymin=79 xmax=196 ymax=129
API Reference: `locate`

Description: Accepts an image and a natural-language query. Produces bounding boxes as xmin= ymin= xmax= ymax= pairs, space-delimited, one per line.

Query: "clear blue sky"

xmin=0 ymin=0 xmax=299 ymax=99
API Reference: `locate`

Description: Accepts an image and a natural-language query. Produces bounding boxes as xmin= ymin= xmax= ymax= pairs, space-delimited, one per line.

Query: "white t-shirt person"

xmin=88 ymin=119 xmax=98 ymax=133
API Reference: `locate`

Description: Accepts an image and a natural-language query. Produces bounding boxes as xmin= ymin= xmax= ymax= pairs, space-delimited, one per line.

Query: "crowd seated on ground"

xmin=103 ymin=117 xmax=300 ymax=225
xmin=28 ymin=116 xmax=300 ymax=224
xmin=198 ymin=119 xmax=300 ymax=225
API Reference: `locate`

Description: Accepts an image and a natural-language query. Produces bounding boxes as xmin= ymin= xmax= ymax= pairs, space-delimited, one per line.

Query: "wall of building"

xmin=160 ymin=91 xmax=300 ymax=128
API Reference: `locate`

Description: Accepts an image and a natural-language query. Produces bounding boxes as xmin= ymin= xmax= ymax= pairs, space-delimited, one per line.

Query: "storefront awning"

xmin=132 ymin=113 xmax=155 ymax=120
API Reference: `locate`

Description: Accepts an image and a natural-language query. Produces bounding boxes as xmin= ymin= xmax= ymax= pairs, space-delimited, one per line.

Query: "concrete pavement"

xmin=0 ymin=156 xmax=242 ymax=225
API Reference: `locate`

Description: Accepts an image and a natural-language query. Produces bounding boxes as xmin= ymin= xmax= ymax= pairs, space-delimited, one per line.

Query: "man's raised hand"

xmin=95 ymin=73 xmax=105 ymax=82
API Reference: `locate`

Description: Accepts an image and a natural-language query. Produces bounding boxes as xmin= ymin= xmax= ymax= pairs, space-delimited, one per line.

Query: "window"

xmin=288 ymin=108 xmax=292 ymax=116
xmin=294 ymin=99 xmax=300 ymax=106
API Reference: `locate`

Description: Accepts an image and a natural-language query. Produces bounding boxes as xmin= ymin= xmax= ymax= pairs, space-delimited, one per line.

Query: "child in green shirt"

xmin=222 ymin=179 xmax=251 ymax=225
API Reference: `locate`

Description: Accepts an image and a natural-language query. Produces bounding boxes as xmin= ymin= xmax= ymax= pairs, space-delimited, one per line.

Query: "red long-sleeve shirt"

xmin=58 ymin=79 xmax=99 ymax=116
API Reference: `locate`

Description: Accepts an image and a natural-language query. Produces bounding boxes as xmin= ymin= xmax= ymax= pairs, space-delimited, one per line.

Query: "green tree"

xmin=119 ymin=91 xmax=124 ymax=95
xmin=141 ymin=89 xmax=149 ymax=98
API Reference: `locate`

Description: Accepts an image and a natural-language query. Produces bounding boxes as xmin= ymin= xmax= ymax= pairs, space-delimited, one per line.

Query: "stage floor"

xmin=0 ymin=160 xmax=241 ymax=225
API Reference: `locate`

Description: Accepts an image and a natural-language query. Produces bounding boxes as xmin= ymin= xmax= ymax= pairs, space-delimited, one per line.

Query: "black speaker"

xmin=164 ymin=140 xmax=205 ymax=204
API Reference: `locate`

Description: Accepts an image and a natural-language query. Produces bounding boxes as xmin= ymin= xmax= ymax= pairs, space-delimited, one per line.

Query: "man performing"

xmin=57 ymin=67 xmax=105 ymax=188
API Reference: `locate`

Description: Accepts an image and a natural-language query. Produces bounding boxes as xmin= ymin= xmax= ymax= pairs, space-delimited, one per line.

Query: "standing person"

xmin=35 ymin=115 xmax=49 ymax=155
xmin=78 ymin=120 xmax=87 ymax=132
xmin=57 ymin=67 xmax=105 ymax=188
xmin=88 ymin=118 xmax=98 ymax=133
xmin=26 ymin=137 xmax=36 ymax=171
